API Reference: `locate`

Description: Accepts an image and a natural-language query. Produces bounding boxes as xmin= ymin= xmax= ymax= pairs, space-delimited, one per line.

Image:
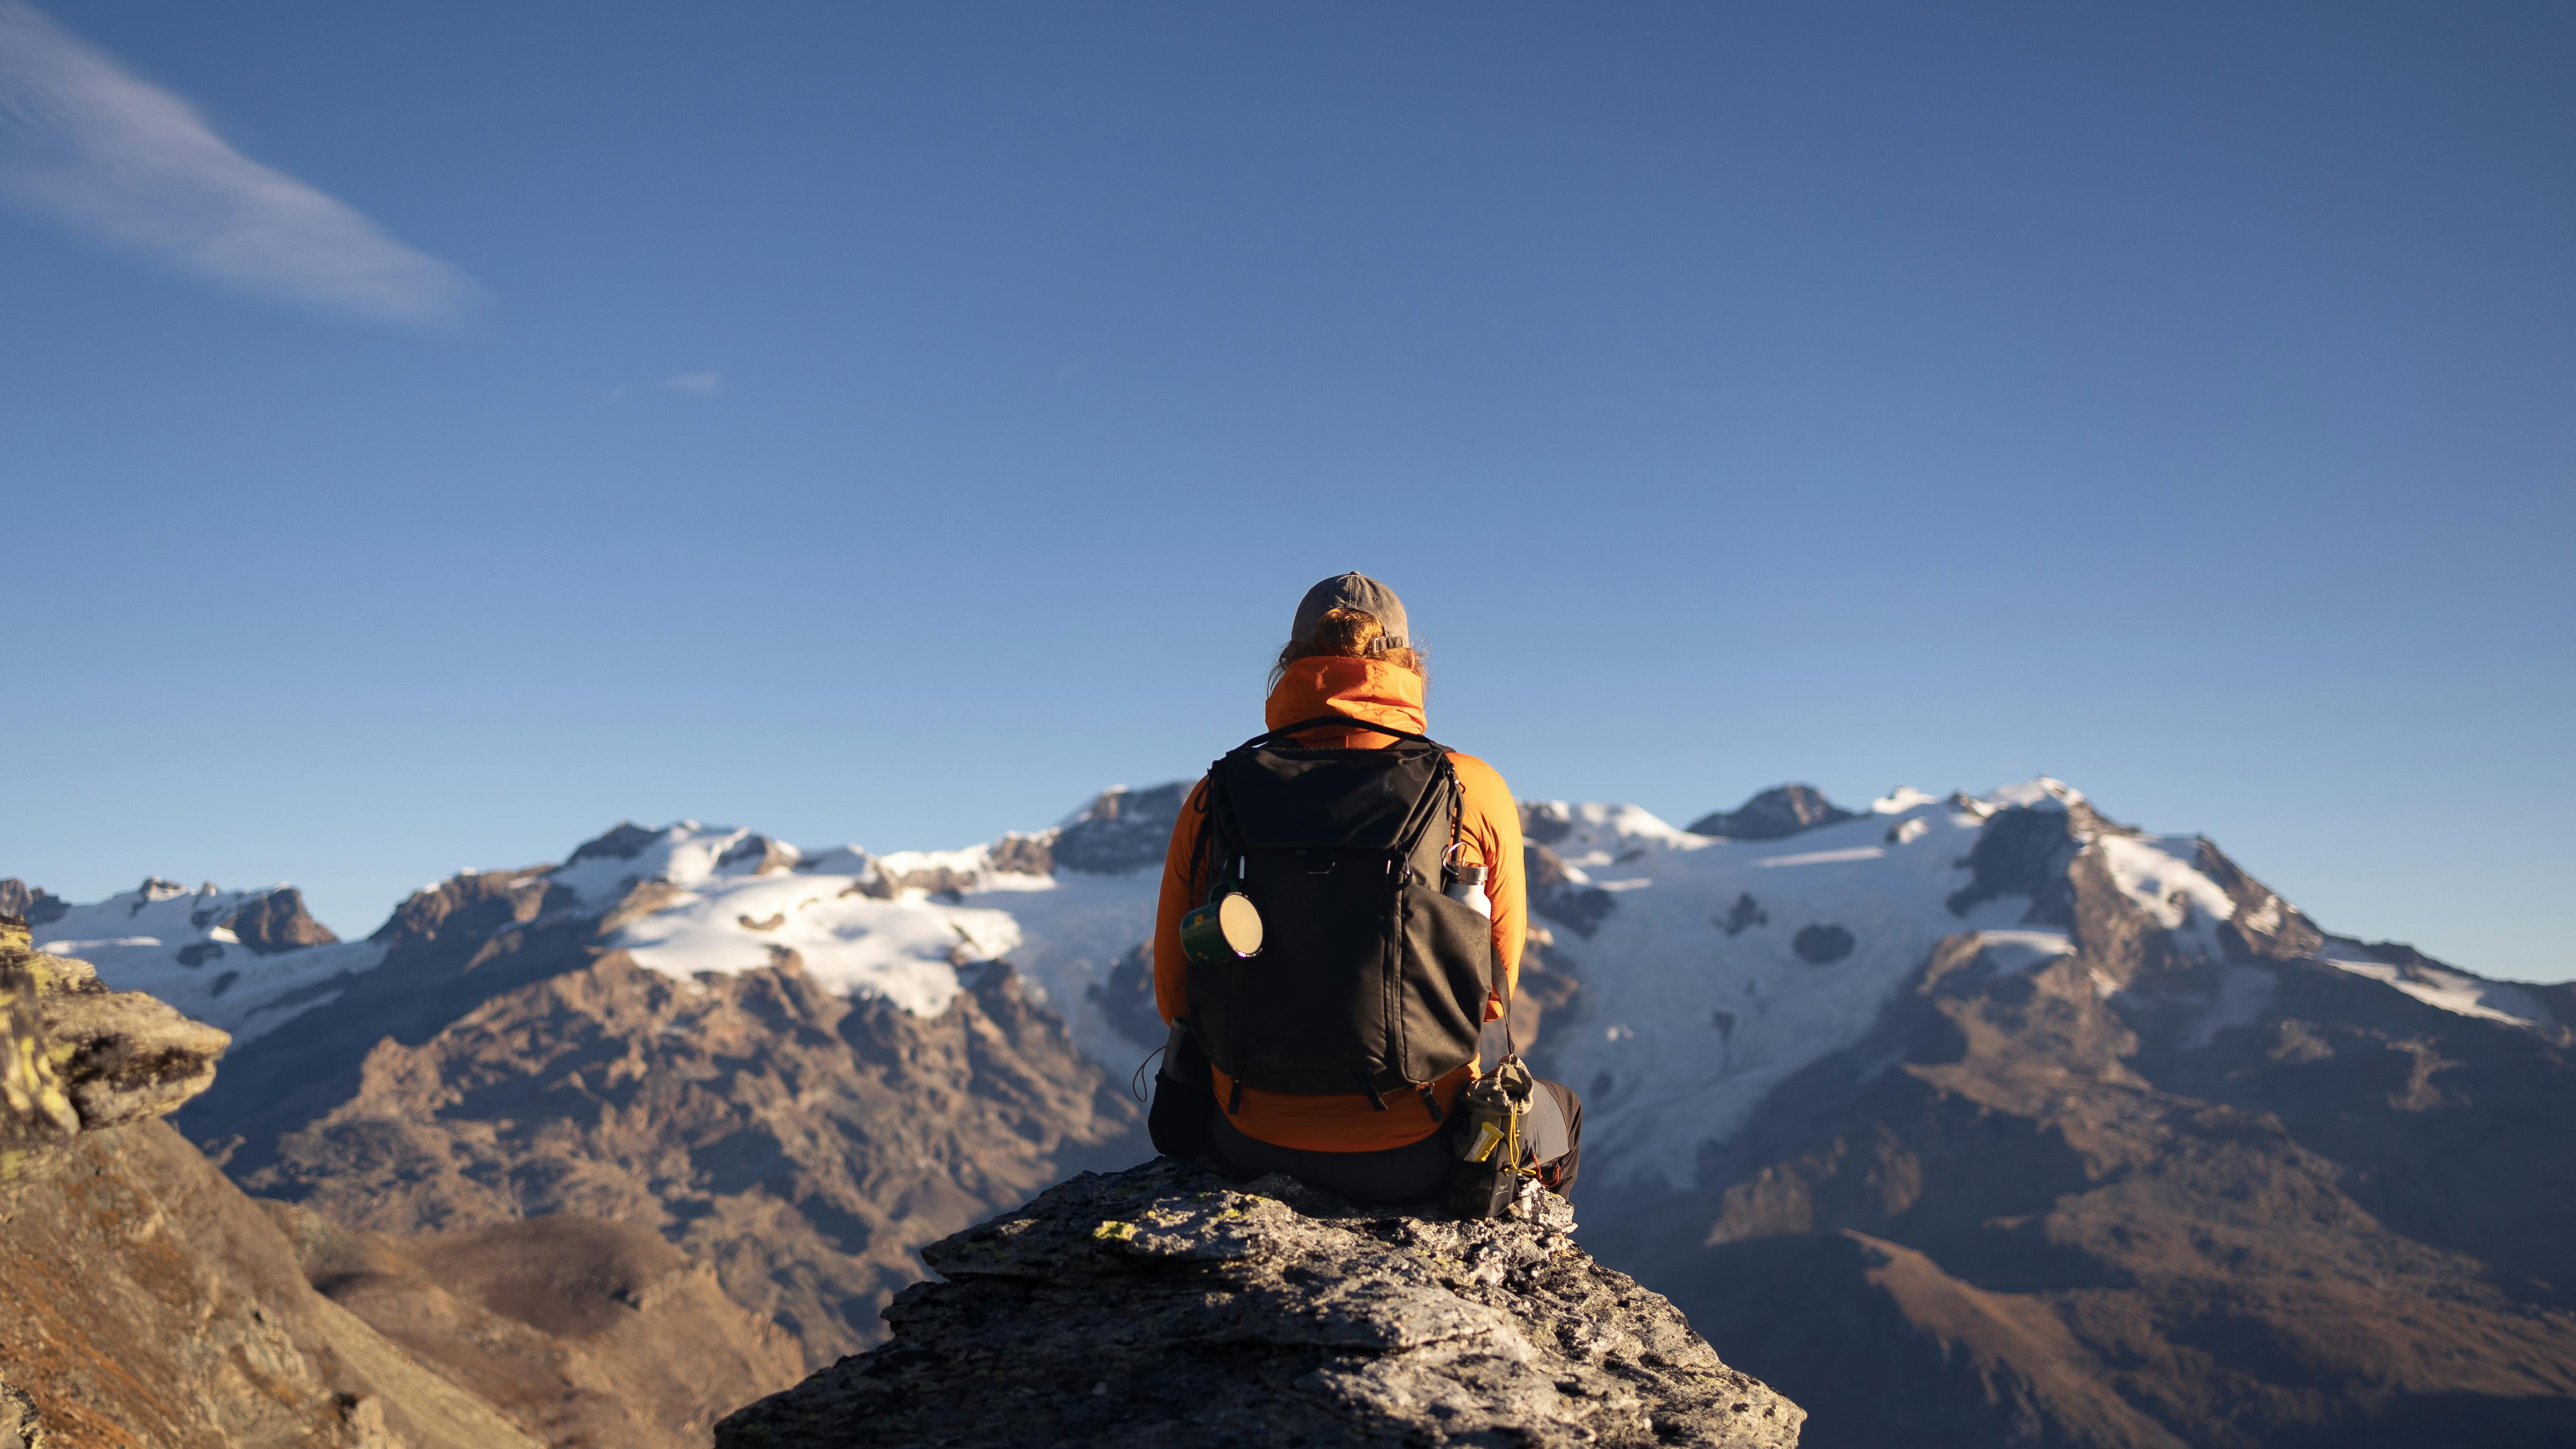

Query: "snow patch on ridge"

xmin=2095 ymin=834 xmax=2237 ymax=935
xmin=549 ymin=823 xmax=1159 ymax=1025
xmin=1974 ymin=928 xmax=2076 ymax=974
xmin=37 ymin=880 xmax=384 ymax=1043
xmin=1538 ymin=783 xmax=2059 ymax=1190
xmin=2320 ymin=951 xmax=2551 ymax=1027
xmin=1521 ymin=802 xmax=1705 ymax=865
xmin=1869 ymin=787 xmax=1943 ymax=815
xmin=1985 ymin=778 xmax=2085 ymax=811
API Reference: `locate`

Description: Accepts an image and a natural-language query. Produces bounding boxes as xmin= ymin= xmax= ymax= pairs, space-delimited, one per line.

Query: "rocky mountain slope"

xmin=1536 ymin=784 xmax=2576 ymax=1446
xmin=1 ymin=915 xmax=540 ymax=1449
xmin=715 ymin=1157 xmax=1802 ymax=1448
xmin=2 ymin=914 xmax=800 ymax=1449
xmin=266 ymin=1204 xmax=800 ymax=1448
xmin=151 ymin=815 xmax=1151 ymax=1371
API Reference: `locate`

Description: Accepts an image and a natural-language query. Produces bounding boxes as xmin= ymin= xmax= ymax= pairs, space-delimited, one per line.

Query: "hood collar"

xmin=1264 ymin=656 xmax=1426 ymax=736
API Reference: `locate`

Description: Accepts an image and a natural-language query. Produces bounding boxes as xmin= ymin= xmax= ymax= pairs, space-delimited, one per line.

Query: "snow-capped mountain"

xmin=1544 ymin=784 xmax=2576 ymax=1449
xmin=107 ymin=787 xmax=1187 ymax=1370
xmin=10 ymin=784 xmax=1178 ymax=1056
xmin=1515 ymin=778 xmax=2561 ymax=1190
xmin=524 ymin=795 xmax=1168 ymax=1066
xmin=21 ymin=877 xmax=383 ymax=1040
xmin=21 ymin=776 xmax=2560 ymax=1198
xmin=16 ymin=775 xmax=2574 ymax=1444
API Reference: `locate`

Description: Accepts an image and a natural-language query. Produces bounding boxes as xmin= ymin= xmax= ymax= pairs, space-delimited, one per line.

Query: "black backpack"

xmin=1183 ymin=715 xmax=1496 ymax=1121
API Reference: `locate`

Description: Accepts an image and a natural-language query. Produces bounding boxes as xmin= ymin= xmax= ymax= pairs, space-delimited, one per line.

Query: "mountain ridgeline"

xmin=10 ymin=776 xmax=2575 ymax=1445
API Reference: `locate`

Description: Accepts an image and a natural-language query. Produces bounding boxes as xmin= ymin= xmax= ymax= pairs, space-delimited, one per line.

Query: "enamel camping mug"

xmin=1179 ymin=892 xmax=1264 ymax=967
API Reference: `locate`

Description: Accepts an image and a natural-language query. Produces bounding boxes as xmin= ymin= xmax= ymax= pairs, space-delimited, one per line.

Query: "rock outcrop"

xmin=716 ymin=1158 xmax=1803 ymax=1448
xmin=1524 ymin=842 xmax=1615 ymax=938
xmin=0 ymin=880 xmax=66 ymax=929
xmin=1685 ymin=786 xmax=1857 ymax=842
xmin=217 ymin=887 xmax=339 ymax=954
xmin=3 ymin=913 xmax=232 ymax=1175
xmin=2 ymin=914 xmax=229 ymax=1173
xmin=1051 ymin=783 xmax=1188 ymax=875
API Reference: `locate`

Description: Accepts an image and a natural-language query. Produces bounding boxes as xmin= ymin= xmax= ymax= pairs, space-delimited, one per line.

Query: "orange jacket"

xmin=1153 ymin=655 xmax=1525 ymax=1152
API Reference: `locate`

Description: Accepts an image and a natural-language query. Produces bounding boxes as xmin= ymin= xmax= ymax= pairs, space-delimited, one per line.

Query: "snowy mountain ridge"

xmin=1518 ymin=777 xmax=2558 ymax=1187
xmin=25 ymin=876 xmax=387 ymax=1043
xmin=14 ymin=778 xmax=2550 ymax=1192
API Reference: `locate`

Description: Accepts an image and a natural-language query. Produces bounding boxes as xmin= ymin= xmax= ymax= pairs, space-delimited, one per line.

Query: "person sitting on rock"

xmin=1148 ymin=571 xmax=1580 ymax=1205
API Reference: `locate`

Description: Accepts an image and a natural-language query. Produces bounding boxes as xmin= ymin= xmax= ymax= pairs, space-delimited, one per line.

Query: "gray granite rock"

xmin=716 ymin=1158 xmax=1802 ymax=1448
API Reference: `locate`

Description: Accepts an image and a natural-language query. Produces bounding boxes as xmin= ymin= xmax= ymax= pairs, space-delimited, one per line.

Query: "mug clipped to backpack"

xmin=1448 ymin=1055 xmax=1536 ymax=1217
xmin=1150 ymin=890 xmax=1266 ymax=1159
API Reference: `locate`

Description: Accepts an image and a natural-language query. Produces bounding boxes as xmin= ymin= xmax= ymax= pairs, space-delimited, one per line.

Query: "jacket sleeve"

xmin=1449 ymin=754 xmax=1525 ymax=1014
xmin=1151 ymin=778 xmax=1211 ymax=1026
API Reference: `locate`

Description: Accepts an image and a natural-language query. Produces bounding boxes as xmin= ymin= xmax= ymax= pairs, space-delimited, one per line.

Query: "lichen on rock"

xmin=716 ymin=1157 xmax=1803 ymax=1447
xmin=0 ymin=1376 xmax=39 ymax=1449
xmin=1 ymin=915 xmax=229 ymax=1178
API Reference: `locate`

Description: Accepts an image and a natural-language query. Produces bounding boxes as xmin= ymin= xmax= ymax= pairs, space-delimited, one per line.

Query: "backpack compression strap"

xmin=1255 ymin=713 xmax=1512 ymax=1085
xmin=1240 ymin=713 xmax=1443 ymax=750
xmin=1206 ymin=714 xmax=1457 ymax=882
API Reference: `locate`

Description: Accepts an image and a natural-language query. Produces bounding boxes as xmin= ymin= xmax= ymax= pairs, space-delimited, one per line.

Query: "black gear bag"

xmin=1184 ymin=715 xmax=1497 ymax=1119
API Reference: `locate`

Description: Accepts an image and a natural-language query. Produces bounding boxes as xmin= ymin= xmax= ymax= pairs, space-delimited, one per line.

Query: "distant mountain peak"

xmin=566 ymin=821 xmax=662 ymax=863
xmin=0 ymin=878 xmax=70 ymax=928
xmin=1052 ymin=782 xmax=1188 ymax=875
xmin=1686 ymin=785 xmax=1858 ymax=840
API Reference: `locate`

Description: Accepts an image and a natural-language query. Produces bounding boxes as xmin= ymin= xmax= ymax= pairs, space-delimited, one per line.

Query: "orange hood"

xmin=1263 ymin=656 xmax=1426 ymax=740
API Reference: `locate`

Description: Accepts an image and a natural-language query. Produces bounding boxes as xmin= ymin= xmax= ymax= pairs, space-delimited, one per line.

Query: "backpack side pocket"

xmin=1148 ymin=1016 xmax=1212 ymax=1160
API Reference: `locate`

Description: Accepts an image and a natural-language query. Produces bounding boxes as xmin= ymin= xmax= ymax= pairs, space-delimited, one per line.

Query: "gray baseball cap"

xmin=1292 ymin=572 xmax=1408 ymax=649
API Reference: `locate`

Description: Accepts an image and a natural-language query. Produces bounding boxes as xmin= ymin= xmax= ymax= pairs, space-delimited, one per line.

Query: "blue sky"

xmin=5 ymin=2 xmax=2569 ymax=978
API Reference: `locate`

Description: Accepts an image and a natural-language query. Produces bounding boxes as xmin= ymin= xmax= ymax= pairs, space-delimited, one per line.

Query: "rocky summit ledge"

xmin=1 ymin=915 xmax=228 ymax=1177
xmin=716 ymin=1158 xmax=1802 ymax=1448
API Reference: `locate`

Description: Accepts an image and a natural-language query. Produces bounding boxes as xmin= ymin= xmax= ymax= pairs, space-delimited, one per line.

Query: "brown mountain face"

xmin=1684 ymin=786 xmax=1858 ymax=841
xmin=265 ymin=1203 xmax=801 ymax=1449
xmin=220 ymin=886 xmax=339 ymax=953
xmin=0 ymin=880 xmax=68 ymax=929
xmin=1 ymin=916 xmax=544 ymax=1449
xmin=182 ymin=860 xmax=1149 ymax=1371
xmin=1584 ymin=804 xmax=2576 ymax=1448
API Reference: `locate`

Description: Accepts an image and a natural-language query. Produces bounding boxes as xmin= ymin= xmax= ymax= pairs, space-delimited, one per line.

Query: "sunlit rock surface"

xmin=717 ymin=1157 xmax=1802 ymax=1448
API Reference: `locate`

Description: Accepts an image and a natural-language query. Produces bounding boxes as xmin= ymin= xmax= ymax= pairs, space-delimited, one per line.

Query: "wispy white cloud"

xmin=0 ymin=0 xmax=478 ymax=323
xmin=665 ymin=371 xmax=722 ymax=396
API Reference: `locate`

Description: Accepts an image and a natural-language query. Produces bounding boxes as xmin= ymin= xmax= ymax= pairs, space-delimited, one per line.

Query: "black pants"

xmin=1204 ymin=1079 xmax=1584 ymax=1205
